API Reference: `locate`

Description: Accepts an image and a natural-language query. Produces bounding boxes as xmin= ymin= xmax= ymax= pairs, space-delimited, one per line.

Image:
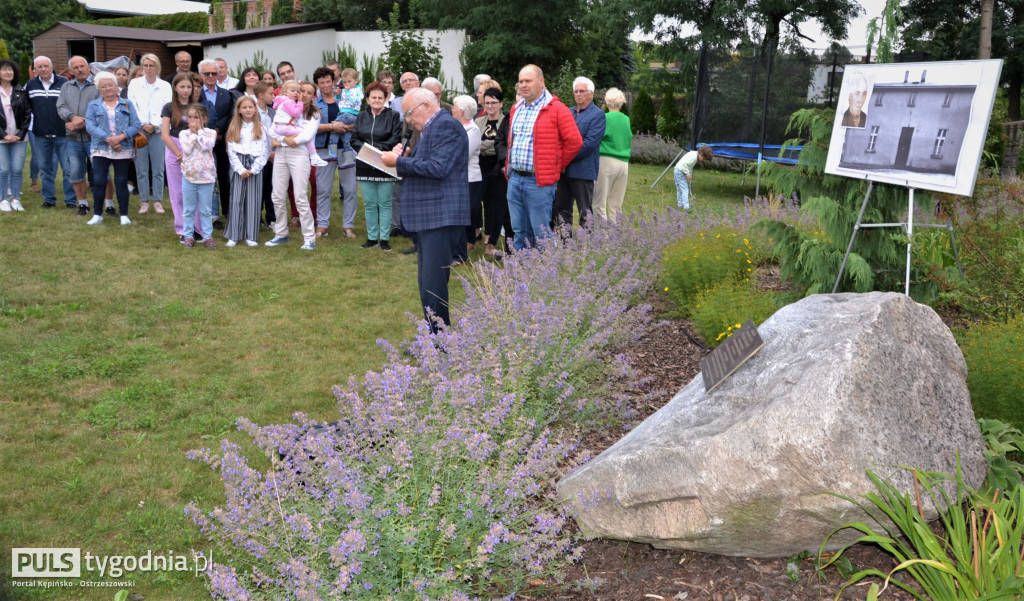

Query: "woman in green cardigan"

xmin=593 ymin=87 xmax=632 ymax=223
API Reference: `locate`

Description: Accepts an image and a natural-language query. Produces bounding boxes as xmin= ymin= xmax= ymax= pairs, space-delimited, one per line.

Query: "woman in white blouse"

xmin=127 ymin=53 xmax=172 ymax=214
xmin=224 ymin=96 xmax=269 ymax=246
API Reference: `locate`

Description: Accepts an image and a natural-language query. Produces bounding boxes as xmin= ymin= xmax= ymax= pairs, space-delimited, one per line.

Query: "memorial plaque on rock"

xmin=701 ymin=320 xmax=764 ymax=393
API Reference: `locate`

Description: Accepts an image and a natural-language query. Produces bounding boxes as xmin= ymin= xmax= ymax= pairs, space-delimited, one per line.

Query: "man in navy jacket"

xmin=197 ymin=59 xmax=236 ymax=225
xmin=553 ymin=76 xmax=606 ymax=230
xmin=25 ymin=56 xmax=74 ymax=208
xmin=381 ymin=88 xmax=469 ymax=333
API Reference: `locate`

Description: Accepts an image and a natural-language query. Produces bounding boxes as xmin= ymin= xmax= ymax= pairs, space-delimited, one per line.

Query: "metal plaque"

xmin=700 ymin=320 xmax=765 ymax=393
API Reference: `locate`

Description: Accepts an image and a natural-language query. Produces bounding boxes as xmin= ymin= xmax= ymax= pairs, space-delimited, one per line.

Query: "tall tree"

xmin=303 ymin=0 xmax=406 ymax=30
xmin=0 ymin=0 xmax=85 ymax=61
xmin=902 ymin=0 xmax=1024 ymax=119
xmin=422 ymin=0 xmax=582 ymax=87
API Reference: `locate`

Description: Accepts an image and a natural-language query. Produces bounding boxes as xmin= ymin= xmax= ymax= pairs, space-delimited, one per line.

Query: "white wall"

xmin=204 ymin=29 xmax=338 ymax=85
xmin=205 ymin=28 xmax=468 ymax=93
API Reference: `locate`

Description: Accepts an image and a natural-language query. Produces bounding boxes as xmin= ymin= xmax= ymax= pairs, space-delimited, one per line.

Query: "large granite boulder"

xmin=557 ymin=292 xmax=985 ymax=557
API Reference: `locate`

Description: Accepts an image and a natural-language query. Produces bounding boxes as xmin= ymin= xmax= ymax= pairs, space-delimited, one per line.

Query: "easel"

xmin=833 ymin=181 xmax=965 ymax=296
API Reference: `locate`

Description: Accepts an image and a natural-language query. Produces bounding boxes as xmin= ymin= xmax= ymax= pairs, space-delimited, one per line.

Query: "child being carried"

xmin=272 ymin=82 xmax=328 ymax=167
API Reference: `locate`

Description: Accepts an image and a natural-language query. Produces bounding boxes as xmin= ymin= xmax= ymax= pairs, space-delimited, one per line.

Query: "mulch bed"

xmin=538 ymin=278 xmax=918 ymax=601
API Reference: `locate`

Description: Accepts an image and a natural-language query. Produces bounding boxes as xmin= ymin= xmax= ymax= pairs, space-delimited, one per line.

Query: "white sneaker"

xmin=120 ymin=216 xmax=131 ymax=225
xmin=10 ymin=199 xmax=24 ymax=211
xmin=245 ymin=239 xmax=258 ymax=247
xmin=226 ymin=239 xmax=237 ymax=247
xmin=310 ymin=154 xmax=329 ymax=167
xmin=86 ymin=215 xmax=103 ymax=225
xmin=0 ymin=199 xmax=11 ymax=212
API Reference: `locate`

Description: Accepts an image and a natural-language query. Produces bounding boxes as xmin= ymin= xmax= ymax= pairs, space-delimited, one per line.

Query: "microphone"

xmin=399 ymin=127 xmax=412 ymax=156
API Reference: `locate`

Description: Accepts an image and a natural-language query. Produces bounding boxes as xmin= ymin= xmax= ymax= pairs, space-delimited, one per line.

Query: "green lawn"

xmin=0 ymin=160 xmax=752 ymax=600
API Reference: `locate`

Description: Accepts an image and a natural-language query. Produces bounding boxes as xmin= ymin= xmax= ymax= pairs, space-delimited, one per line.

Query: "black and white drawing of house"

xmin=838 ymin=69 xmax=974 ymax=175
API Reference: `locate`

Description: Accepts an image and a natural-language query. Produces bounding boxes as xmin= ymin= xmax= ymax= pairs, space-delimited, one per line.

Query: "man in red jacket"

xmin=505 ymin=64 xmax=582 ymax=251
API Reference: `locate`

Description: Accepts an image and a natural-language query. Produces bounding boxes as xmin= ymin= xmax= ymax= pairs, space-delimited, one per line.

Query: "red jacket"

xmin=506 ymin=93 xmax=583 ymax=187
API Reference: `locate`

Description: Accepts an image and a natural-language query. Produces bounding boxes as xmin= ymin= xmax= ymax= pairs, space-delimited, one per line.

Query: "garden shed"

xmin=32 ymin=22 xmax=201 ymax=74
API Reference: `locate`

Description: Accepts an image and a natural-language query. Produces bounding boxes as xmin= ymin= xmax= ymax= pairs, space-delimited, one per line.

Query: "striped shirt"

xmin=508 ymin=89 xmax=551 ymax=172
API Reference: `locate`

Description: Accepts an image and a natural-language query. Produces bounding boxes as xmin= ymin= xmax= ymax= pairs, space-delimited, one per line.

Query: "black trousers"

xmin=552 ymin=177 xmax=595 ymax=230
xmin=416 ymin=225 xmax=462 ymax=333
xmin=214 ymin=139 xmax=231 ymax=217
xmin=90 ymin=156 xmax=130 ymax=216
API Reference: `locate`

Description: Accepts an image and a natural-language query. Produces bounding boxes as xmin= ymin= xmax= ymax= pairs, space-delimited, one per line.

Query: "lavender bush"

xmin=186 ymin=204 xmax=799 ymax=601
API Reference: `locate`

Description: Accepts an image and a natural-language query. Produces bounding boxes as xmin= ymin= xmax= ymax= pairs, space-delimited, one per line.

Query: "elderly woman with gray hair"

xmin=84 ymin=71 xmax=142 ymax=225
xmin=593 ymin=87 xmax=632 ymax=223
xmin=450 ymin=94 xmax=481 ymax=263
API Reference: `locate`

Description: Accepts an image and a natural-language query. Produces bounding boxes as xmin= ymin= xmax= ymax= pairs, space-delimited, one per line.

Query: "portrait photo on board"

xmin=840 ymin=74 xmax=873 ymax=129
xmin=824 ymin=60 xmax=1002 ymax=197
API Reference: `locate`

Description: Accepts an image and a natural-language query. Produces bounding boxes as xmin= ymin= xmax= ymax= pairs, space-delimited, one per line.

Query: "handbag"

xmin=133 ymin=131 xmax=148 ymax=149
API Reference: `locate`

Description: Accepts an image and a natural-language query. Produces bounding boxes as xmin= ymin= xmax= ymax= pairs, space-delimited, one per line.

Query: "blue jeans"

xmin=674 ymin=168 xmax=691 ymax=209
xmin=28 ymin=131 xmax=40 ymax=181
xmin=34 ymin=135 xmax=75 ymax=206
xmin=506 ymin=171 xmax=557 ymax=251
xmin=182 ymin=180 xmax=214 ymax=240
xmin=134 ymin=131 xmax=166 ymax=201
xmin=0 ymin=141 xmax=28 ymax=200
xmin=338 ymin=111 xmax=357 ymax=152
xmin=66 ymin=139 xmax=90 ymax=185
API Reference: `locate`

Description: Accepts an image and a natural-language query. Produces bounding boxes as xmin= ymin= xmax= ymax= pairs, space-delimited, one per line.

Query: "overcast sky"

xmin=799 ymin=0 xmax=888 ymax=55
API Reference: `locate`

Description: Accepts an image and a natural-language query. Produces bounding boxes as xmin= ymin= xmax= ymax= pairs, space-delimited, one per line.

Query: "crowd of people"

xmin=0 ymin=51 xmax=640 ymax=329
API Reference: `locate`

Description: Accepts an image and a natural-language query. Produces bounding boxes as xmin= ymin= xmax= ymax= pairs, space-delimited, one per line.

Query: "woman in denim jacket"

xmin=84 ymin=71 xmax=141 ymax=225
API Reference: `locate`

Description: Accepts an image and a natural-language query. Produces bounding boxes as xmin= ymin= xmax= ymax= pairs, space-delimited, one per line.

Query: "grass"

xmin=0 ymin=160 xmax=751 ymax=600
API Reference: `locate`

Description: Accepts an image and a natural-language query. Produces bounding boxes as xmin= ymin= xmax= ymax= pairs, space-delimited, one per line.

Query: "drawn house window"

xmin=943 ymin=92 xmax=952 ymax=107
xmin=907 ymin=92 xmax=917 ymax=107
xmin=932 ymin=128 xmax=948 ymax=159
xmin=874 ymin=93 xmax=883 ymax=107
xmin=866 ymin=126 xmax=880 ymax=153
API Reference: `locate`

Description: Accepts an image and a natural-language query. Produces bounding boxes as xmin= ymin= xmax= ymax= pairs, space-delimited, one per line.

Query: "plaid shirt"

xmin=508 ymin=89 xmax=551 ymax=172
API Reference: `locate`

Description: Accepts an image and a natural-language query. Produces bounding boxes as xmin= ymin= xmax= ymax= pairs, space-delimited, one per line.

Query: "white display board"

xmin=824 ymin=60 xmax=1002 ymax=197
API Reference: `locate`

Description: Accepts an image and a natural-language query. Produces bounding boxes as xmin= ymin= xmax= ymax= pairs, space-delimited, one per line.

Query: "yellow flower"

xmin=664 ymin=286 xmax=669 ymax=291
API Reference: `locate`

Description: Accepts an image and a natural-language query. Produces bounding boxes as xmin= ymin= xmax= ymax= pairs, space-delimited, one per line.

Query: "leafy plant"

xmin=271 ymin=0 xmax=295 ymax=25
xmin=232 ymin=0 xmax=248 ymax=30
xmin=377 ymin=0 xmax=442 ymax=78
xmin=83 ymin=12 xmax=207 ymax=32
xmin=820 ymin=465 xmax=1024 ymax=601
xmin=957 ymin=315 xmax=1024 ymax=427
xmin=937 ymin=178 xmax=1024 ymax=319
xmin=232 ymin=49 xmax=273 ymax=78
xmin=978 ymin=419 xmax=1024 ymax=494
xmin=691 ymin=279 xmax=779 ymax=349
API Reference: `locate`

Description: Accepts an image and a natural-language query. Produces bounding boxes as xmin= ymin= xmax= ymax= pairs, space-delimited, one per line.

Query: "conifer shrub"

xmin=631 ymin=87 xmax=656 ymax=135
xmin=657 ymin=84 xmax=681 ymax=142
xmin=758 ymin=108 xmax=910 ymax=295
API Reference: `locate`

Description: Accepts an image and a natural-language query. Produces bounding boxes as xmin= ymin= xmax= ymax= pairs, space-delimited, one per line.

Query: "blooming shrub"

xmin=690 ymin=279 xmax=780 ymax=349
xmin=660 ymin=226 xmax=759 ymax=316
xmin=185 ymin=202 xmax=808 ymax=601
xmin=629 ymin=134 xmax=683 ymax=165
xmin=186 ymin=211 xmax=682 ymax=600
